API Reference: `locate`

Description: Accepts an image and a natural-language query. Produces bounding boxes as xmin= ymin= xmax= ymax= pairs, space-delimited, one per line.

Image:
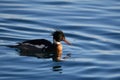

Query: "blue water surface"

xmin=0 ymin=0 xmax=120 ymax=80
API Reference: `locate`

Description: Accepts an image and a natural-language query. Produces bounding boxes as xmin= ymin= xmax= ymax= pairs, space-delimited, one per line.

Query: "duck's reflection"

xmin=19 ymin=49 xmax=63 ymax=73
xmin=10 ymin=47 xmax=71 ymax=73
xmin=53 ymin=65 xmax=62 ymax=72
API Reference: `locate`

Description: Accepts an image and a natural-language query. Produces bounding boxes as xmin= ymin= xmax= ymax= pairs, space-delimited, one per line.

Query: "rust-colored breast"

xmin=56 ymin=44 xmax=62 ymax=60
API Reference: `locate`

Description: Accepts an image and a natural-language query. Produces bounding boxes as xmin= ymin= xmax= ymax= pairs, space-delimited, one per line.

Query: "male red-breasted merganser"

xmin=11 ymin=30 xmax=70 ymax=61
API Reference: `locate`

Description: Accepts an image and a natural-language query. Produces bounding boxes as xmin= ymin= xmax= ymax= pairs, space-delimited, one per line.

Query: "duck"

xmin=10 ymin=30 xmax=71 ymax=62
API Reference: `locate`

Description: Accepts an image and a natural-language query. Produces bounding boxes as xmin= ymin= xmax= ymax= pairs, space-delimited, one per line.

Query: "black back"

xmin=22 ymin=39 xmax=52 ymax=46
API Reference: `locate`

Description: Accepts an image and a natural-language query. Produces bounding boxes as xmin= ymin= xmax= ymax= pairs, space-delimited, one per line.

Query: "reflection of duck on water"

xmin=9 ymin=30 xmax=71 ymax=62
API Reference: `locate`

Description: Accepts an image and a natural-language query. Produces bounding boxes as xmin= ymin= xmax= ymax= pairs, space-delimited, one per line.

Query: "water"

xmin=0 ymin=0 xmax=120 ymax=80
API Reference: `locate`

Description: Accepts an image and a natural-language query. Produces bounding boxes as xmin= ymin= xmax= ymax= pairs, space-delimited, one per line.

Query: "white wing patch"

xmin=35 ymin=44 xmax=45 ymax=48
xmin=24 ymin=43 xmax=47 ymax=49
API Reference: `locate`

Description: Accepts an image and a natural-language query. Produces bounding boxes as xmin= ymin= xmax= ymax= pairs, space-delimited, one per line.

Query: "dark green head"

xmin=52 ymin=30 xmax=71 ymax=45
xmin=52 ymin=30 xmax=65 ymax=42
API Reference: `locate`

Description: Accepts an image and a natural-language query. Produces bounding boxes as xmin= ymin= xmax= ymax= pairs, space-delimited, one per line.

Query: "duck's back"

xmin=22 ymin=39 xmax=52 ymax=46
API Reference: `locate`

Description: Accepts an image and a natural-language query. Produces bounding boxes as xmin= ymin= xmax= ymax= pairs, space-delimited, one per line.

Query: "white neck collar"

xmin=53 ymin=40 xmax=61 ymax=44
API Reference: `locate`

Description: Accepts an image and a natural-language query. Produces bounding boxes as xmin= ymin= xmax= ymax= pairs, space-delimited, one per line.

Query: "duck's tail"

xmin=0 ymin=44 xmax=19 ymax=48
xmin=7 ymin=45 xmax=18 ymax=48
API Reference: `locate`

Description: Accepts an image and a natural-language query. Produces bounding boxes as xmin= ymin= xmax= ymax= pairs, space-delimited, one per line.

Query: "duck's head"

xmin=52 ymin=30 xmax=70 ymax=45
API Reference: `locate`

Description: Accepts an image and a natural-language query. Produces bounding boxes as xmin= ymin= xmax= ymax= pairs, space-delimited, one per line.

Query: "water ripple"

xmin=0 ymin=0 xmax=120 ymax=80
